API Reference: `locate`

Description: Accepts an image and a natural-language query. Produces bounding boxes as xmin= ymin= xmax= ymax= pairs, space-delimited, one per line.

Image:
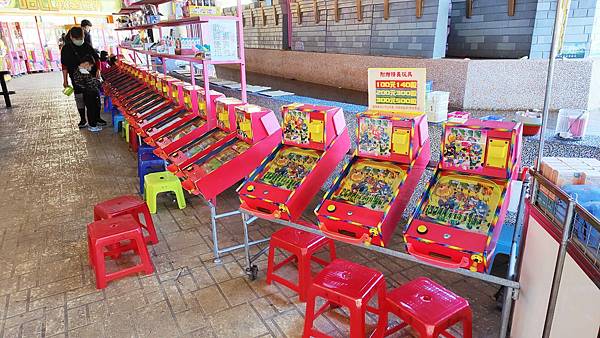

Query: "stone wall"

xmin=530 ymin=0 xmax=599 ymax=58
xmin=290 ymin=0 xmax=450 ymax=58
xmin=447 ymin=0 xmax=539 ymax=58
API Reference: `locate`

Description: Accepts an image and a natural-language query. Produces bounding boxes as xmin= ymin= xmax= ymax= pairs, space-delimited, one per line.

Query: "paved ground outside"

xmin=0 ymin=72 xmax=503 ymax=337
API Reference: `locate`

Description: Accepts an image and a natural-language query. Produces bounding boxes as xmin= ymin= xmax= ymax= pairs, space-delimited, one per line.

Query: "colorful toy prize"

xmin=180 ymin=104 xmax=282 ymax=200
xmin=404 ymin=119 xmax=522 ymax=273
xmin=315 ymin=111 xmax=431 ymax=247
xmin=238 ymin=103 xmax=351 ymax=221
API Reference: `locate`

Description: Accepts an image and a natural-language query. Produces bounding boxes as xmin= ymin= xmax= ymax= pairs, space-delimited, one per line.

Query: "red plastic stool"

xmin=87 ymin=214 xmax=154 ymax=289
xmin=303 ymin=259 xmax=387 ymax=338
xmin=93 ymin=195 xmax=158 ymax=244
xmin=129 ymin=125 xmax=139 ymax=152
xmin=381 ymin=277 xmax=472 ymax=338
xmin=266 ymin=227 xmax=336 ymax=302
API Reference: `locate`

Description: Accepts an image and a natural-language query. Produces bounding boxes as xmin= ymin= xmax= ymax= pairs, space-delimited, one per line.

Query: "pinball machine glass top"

xmin=440 ymin=119 xmax=522 ymax=179
xmin=417 ymin=172 xmax=504 ymax=234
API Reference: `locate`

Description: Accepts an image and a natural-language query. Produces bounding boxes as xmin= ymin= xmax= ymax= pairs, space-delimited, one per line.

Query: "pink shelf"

xmin=130 ymin=0 xmax=171 ymax=4
xmin=119 ymin=46 xmax=242 ymax=65
xmin=157 ymin=16 xmax=240 ymax=27
xmin=114 ymin=24 xmax=154 ymax=31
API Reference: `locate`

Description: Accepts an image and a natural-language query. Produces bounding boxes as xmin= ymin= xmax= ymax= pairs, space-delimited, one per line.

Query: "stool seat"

xmin=313 ymin=259 xmax=384 ymax=300
xmin=271 ymin=227 xmax=330 ymax=251
xmin=387 ymin=277 xmax=469 ymax=325
xmin=145 ymin=171 xmax=179 ymax=186
xmin=88 ymin=214 xmax=140 ymax=238
xmin=93 ymin=195 xmax=158 ymax=245
xmin=94 ymin=195 xmax=145 ymax=217
xmin=382 ymin=277 xmax=472 ymax=338
xmin=303 ymin=259 xmax=387 ymax=338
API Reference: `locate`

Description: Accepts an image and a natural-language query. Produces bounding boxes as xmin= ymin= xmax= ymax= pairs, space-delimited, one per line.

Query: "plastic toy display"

xmin=315 ymin=111 xmax=431 ymax=247
xmin=404 ymin=119 xmax=522 ymax=273
xmin=238 ymin=103 xmax=351 ymax=221
xmin=180 ymin=104 xmax=282 ymax=200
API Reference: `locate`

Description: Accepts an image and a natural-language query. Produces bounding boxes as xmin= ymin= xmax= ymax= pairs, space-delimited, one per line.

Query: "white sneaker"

xmin=88 ymin=125 xmax=102 ymax=132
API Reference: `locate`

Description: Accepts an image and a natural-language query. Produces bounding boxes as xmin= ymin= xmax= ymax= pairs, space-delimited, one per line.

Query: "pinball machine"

xmin=146 ymin=85 xmax=227 ymax=152
xmin=404 ymin=119 xmax=522 ymax=273
xmin=161 ymin=97 xmax=244 ymax=172
xmin=238 ymin=103 xmax=351 ymax=221
xmin=314 ymin=111 xmax=431 ymax=247
xmin=179 ymin=104 xmax=282 ymax=201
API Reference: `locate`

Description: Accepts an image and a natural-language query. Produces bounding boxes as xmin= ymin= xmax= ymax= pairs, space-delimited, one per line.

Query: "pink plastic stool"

xmin=87 ymin=214 xmax=154 ymax=289
xmin=381 ymin=277 xmax=472 ymax=337
xmin=266 ymin=227 xmax=335 ymax=302
xmin=93 ymin=195 xmax=158 ymax=244
xmin=303 ymin=259 xmax=387 ymax=338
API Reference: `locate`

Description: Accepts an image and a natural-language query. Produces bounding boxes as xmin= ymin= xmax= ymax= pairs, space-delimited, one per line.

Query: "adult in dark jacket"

xmin=81 ymin=19 xmax=93 ymax=47
xmin=61 ymin=27 xmax=105 ymax=128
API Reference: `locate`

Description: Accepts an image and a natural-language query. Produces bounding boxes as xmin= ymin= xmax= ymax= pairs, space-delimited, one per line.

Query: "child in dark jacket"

xmin=73 ymin=55 xmax=102 ymax=132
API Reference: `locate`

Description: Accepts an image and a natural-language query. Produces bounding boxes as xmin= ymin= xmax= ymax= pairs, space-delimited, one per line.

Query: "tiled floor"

xmin=0 ymin=72 xmax=503 ymax=338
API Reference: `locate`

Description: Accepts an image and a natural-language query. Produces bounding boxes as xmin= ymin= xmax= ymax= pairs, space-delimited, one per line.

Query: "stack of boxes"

xmin=539 ymin=157 xmax=600 ymax=187
xmin=425 ymin=91 xmax=450 ymax=123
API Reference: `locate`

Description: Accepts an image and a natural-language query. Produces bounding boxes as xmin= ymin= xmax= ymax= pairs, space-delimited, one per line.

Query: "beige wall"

xmin=511 ymin=214 xmax=600 ymax=338
xmin=238 ymin=48 xmax=599 ymax=111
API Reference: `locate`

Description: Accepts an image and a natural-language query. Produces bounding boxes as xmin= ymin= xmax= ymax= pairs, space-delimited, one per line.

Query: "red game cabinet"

xmin=160 ymin=97 xmax=244 ymax=171
xmin=180 ymin=104 xmax=283 ymax=201
xmin=238 ymin=103 xmax=351 ymax=221
xmin=315 ymin=111 xmax=431 ymax=247
xmin=404 ymin=119 xmax=522 ymax=272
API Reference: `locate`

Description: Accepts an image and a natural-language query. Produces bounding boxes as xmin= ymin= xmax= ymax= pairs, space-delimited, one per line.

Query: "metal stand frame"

xmin=240 ymin=208 xmax=521 ymax=338
xmin=204 ymin=197 xmax=270 ymax=264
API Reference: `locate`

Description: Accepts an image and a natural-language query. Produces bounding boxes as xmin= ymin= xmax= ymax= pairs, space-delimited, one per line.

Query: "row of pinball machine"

xmin=102 ymin=60 xmax=523 ymax=275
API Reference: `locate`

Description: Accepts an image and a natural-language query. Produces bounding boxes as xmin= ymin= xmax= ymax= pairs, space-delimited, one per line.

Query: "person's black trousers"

xmin=83 ymin=90 xmax=101 ymax=127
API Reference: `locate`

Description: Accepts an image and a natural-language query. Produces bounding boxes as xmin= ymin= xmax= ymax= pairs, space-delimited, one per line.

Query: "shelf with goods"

xmin=129 ymin=0 xmax=172 ymax=4
xmin=115 ymin=0 xmax=247 ymax=111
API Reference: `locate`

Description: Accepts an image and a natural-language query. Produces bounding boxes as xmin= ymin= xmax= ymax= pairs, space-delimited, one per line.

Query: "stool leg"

xmin=266 ymin=244 xmax=276 ymax=285
xmin=94 ymin=243 xmax=108 ymax=289
xmin=374 ymin=285 xmax=388 ymax=338
xmin=328 ymin=240 xmax=336 ymax=262
xmin=146 ymin=185 xmax=157 ymax=214
xmin=174 ymin=187 xmax=186 ymax=210
xmin=140 ymin=208 xmax=159 ymax=245
xmin=87 ymin=234 xmax=94 ymax=267
xmin=298 ymin=254 xmax=312 ymax=302
xmin=349 ymin=306 xmax=367 ymax=338
xmin=133 ymin=233 xmax=154 ymax=275
xmin=462 ymin=308 xmax=473 ymax=338
xmin=302 ymin=290 xmax=317 ymax=338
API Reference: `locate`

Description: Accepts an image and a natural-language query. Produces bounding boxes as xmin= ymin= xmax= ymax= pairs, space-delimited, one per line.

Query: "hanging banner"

xmin=368 ymin=68 xmax=426 ymax=112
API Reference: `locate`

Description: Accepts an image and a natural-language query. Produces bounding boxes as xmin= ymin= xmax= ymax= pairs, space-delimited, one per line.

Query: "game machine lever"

xmin=315 ymin=111 xmax=431 ymax=246
xmin=404 ymin=119 xmax=522 ymax=273
xmin=180 ymin=104 xmax=283 ymax=201
xmin=238 ymin=103 xmax=351 ymax=221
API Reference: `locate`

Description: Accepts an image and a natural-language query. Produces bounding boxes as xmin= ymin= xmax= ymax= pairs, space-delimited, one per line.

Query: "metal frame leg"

xmin=209 ymin=201 xmax=221 ymax=264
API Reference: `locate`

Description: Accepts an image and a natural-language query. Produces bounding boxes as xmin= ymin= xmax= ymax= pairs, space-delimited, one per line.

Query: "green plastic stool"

xmin=144 ymin=171 xmax=186 ymax=214
xmin=123 ymin=120 xmax=130 ymax=141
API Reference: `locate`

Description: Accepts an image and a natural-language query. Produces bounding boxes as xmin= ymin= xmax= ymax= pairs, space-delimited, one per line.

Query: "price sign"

xmin=368 ymin=68 xmax=426 ymax=112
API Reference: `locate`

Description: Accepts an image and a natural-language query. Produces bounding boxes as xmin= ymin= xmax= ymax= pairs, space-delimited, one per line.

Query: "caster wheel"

xmin=494 ymin=286 xmax=505 ymax=310
xmin=246 ymin=265 xmax=258 ymax=280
